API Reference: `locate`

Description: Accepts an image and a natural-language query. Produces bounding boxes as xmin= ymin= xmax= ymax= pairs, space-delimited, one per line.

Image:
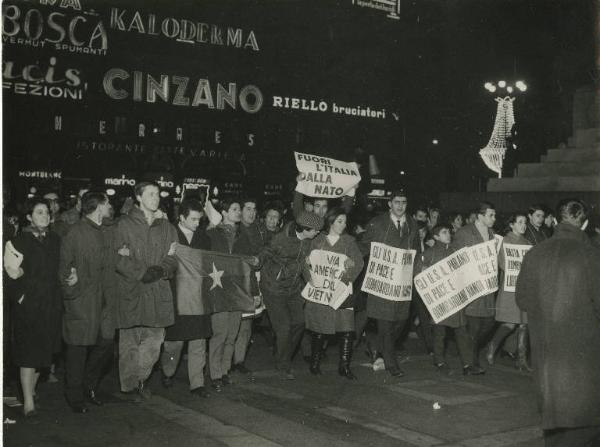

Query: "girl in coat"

xmin=303 ymin=208 xmax=364 ymax=379
xmin=4 ymin=198 xmax=62 ymax=417
xmin=485 ymin=213 xmax=532 ymax=370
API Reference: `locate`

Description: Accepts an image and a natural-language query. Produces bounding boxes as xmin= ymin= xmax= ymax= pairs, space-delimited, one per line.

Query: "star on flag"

xmin=208 ymin=262 xmax=224 ymax=290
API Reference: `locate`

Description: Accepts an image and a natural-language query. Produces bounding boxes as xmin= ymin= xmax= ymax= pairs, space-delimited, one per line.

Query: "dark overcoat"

xmin=5 ymin=229 xmax=62 ymax=367
xmin=516 ymin=223 xmax=600 ymax=429
xmin=360 ymin=212 xmax=420 ymax=321
xmin=451 ymin=223 xmax=496 ymax=318
xmin=59 ymin=217 xmax=106 ymax=345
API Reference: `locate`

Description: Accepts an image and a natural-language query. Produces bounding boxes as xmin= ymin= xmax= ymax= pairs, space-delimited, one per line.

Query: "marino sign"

xmin=103 ymin=68 xmax=263 ymax=113
xmin=2 ymin=4 xmax=108 ymax=55
xmin=109 ymin=8 xmax=259 ymax=51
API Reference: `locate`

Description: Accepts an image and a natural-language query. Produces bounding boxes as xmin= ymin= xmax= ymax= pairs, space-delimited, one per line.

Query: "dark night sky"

xmin=2 ymin=0 xmax=597 ymax=198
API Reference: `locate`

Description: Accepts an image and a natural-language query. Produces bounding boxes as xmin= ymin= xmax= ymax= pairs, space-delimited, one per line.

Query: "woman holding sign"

xmin=303 ymin=208 xmax=364 ymax=379
xmin=485 ymin=213 xmax=532 ymax=371
xmin=3 ymin=198 xmax=62 ymax=417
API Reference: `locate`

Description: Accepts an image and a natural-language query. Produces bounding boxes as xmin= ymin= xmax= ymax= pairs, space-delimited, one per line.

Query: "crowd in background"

xmin=3 ymin=182 xmax=600 ymax=445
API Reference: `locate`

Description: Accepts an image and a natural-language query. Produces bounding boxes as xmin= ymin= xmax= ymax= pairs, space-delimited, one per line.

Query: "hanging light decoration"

xmin=479 ymin=96 xmax=515 ymax=178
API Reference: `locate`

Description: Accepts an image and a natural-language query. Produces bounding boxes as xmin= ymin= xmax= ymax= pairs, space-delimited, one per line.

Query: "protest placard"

xmin=361 ymin=242 xmax=416 ymax=301
xmin=294 ymin=151 xmax=361 ymax=198
xmin=301 ymin=249 xmax=352 ymax=310
xmin=502 ymin=243 xmax=532 ymax=293
xmin=414 ymin=240 xmax=498 ymax=323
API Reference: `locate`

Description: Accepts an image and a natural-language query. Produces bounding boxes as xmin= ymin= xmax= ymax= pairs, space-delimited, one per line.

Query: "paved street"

xmin=3 ymin=336 xmax=543 ymax=447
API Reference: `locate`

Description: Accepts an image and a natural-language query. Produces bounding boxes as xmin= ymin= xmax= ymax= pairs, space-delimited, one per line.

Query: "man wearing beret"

xmin=260 ymin=211 xmax=322 ymax=379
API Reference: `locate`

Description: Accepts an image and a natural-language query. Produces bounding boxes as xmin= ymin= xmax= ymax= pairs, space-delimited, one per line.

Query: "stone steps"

xmin=487 ymin=175 xmax=600 ymax=192
xmin=518 ymin=161 xmax=600 ymax=177
xmin=540 ymin=147 xmax=600 ymax=162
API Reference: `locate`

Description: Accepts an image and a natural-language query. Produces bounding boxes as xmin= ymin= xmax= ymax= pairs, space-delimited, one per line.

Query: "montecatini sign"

xmin=109 ymin=8 xmax=259 ymax=51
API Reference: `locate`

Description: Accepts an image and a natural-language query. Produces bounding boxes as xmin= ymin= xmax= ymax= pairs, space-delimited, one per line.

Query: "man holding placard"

xmin=360 ymin=190 xmax=419 ymax=377
xmin=452 ymin=201 xmax=497 ymax=372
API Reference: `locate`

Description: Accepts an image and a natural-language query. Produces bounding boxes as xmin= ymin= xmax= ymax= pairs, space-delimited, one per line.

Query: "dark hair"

xmin=294 ymin=222 xmax=312 ymax=233
xmin=178 ymin=198 xmax=204 ymax=219
xmin=263 ymin=201 xmax=283 ymax=217
xmin=241 ymin=196 xmax=257 ymax=207
xmin=478 ymin=201 xmax=495 ymax=215
xmin=527 ymin=204 xmax=545 ymax=216
xmin=432 ymin=223 xmax=451 ymax=236
xmin=81 ymin=191 xmax=108 ymax=215
xmin=414 ymin=205 xmax=428 ymax=216
xmin=24 ymin=197 xmax=50 ymax=218
xmin=428 ymin=207 xmax=440 ymax=214
xmin=448 ymin=212 xmax=462 ymax=223
xmin=323 ymin=207 xmax=347 ymax=234
xmin=504 ymin=212 xmax=528 ymax=234
xmin=215 ymin=197 xmax=240 ymax=214
xmin=389 ymin=189 xmax=408 ymax=201
xmin=134 ymin=181 xmax=160 ymax=198
xmin=556 ymin=198 xmax=588 ymax=224
xmin=416 ymin=220 xmax=428 ymax=231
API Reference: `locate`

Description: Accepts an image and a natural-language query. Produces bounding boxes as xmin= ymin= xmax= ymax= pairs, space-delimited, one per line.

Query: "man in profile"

xmin=516 ymin=198 xmax=600 ymax=447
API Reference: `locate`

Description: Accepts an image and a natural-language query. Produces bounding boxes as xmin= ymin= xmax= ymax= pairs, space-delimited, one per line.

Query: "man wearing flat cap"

xmin=260 ymin=211 xmax=323 ymax=379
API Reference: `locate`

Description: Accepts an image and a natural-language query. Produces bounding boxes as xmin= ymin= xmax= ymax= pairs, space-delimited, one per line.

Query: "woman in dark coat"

xmin=303 ymin=208 xmax=364 ymax=379
xmin=3 ymin=198 xmax=62 ymax=416
xmin=485 ymin=213 xmax=532 ymax=370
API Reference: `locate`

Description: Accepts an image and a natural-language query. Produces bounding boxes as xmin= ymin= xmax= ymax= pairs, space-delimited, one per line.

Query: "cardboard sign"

xmin=294 ymin=152 xmax=361 ymax=198
xmin=301 ymin=249 xmax=352 ymax=309
xmin=361 ymin=242 xmax=416 ymax=301
xmin=414 ymin=240 xmax=499 ymax=323
xmin=502 ymin=243 xmax=532 ymax=292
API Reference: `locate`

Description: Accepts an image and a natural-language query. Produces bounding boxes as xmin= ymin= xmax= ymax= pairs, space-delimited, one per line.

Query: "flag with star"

xmin=174 ymin=244 xmax=255 ymax=315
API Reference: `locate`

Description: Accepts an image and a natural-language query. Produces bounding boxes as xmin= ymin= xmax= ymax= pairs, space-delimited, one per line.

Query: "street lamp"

xmin=479 ymin=79 xmax=527 ymax=178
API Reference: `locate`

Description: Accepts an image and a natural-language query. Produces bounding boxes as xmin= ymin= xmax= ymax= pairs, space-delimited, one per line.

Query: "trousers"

xmin=65 ymin=337 xmax=114 ymax=404
xmin=466 ymin=316 xmax=496 ymax=367
xmin=263 ymin=292 xmax=305 ymax=372
xmin=233 ymin=319 xmax=252 ymax=365
xmin=161 ymin=339 xmax=207 ymax=389
xmin=376 ymin=319 xmax=407 ymax=372
xmin=209 ymin=311 xmax=241 ymax=380
xmin=118 ymin=327 xmax=165 ymax=392
xmin=432 ymin=325 xmax=473 ymax=366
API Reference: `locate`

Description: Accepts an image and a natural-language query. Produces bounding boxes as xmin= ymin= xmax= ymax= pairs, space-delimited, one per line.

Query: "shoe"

xmin=338 ymin=332 xmax=357 ymax=380
xmin=463 ymin=365 xmax=486 ymax=375
xmin=388 ymin=368 xmax=404 ymax=377
xmin=233 ymin=363 xmax=251 ymax=374
xmin=190 ymin=387 xmax=210 ymax=398
xmin=119 ymin=390 xmax=142 ymax=403
xmin=68 ymin=401 xmax=89 ymax=414
xmin=211 ymin=379 xmax=223 ymax=392
xmin=435 ymin=362 xmax=450 ymax=375
xmin=86 ymin=388 xmax=103 ymax=406
xmin=137 ymin=381 xmax=152 ymax=400
xmin=161 ymin=375 xmax=174 ymax=388
xmin=221 ymin=374 xmax=233 ymax=385
xmin=280 ymin=370 xmax=296 ymax=380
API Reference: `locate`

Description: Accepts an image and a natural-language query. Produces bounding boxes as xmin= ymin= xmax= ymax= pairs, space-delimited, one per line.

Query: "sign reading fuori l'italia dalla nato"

xmin=294 ymin=152 xmax=361 ymax=198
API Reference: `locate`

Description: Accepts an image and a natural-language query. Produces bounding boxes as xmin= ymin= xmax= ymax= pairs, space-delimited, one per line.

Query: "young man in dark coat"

xmin=524 ymin=204 xmax=548 ymax=246
xmin=359 ymin=190 xmax=419 ymax=377
xmin=59 ymin=191 xmax=114 ymax=413
xmin=516 ymin=199 xmax=600 ymax=447
xmin=260 ymin=211 xmax=323 ymax=379
xmin=451 ymin=201 xmax=496 ymax=373
xmin=160 ymin=198 xmax=212 ymax=398
xmin=114 ymin=182 xmax=178 ymax=400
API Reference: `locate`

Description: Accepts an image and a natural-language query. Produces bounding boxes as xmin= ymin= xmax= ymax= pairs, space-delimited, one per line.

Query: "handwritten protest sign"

xmin=361 ymin=242 xmax=416 ymax=301
xmin=295 ymin=151 xmax=361 ymax=198
xmin=302 ymin=250 xmax=352 ymax=310
xmin=502 ymin=243 xmax=532 ymax=293
xmin=414 ymin=240 xmax=498 ymax=323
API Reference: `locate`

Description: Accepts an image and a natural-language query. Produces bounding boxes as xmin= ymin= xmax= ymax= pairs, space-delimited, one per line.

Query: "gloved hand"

xmin=141 ymin=265 xmax=166 ymax=284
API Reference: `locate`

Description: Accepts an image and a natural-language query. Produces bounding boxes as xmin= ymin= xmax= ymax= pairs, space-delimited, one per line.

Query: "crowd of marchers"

xmin=3 ymin=182 xmax=600 ymax=446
